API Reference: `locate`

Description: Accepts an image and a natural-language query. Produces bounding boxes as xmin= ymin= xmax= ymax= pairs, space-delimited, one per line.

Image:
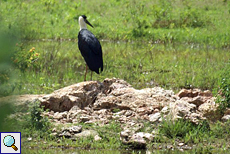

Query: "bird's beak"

xmin=85 ymin=19 xmax=94 ymax=28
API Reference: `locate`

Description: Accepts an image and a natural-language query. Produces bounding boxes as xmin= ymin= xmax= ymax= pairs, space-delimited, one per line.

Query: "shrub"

xmin=13 ymin=44 xmax=40 ymax=72
xmin=28 ymin=100 xmax=50 ymax=131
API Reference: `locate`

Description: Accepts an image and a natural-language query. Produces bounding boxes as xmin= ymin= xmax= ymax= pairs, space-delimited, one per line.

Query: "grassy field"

xmin=0 ymin=0 xmax=229 ymax=96
xmin=1 ymin=0 xmax=230 ymax=153
xmin=0 ymin=0 xmax=230 ymax=46
xmin=4 ymin=41 xmax=229 ymax=96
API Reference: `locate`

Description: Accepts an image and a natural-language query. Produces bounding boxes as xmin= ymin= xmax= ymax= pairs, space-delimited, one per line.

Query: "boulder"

xmin=39 ymin=81 xmax=103 ymax=112
xmin=198 ymin=100 xmax=222 ymax=121
xmin=149 ymin=112 xmax=161 ymax=122
xmin=221 ymin=108 xmax=230 ymax=122
xmin=94 ymin=86 xmax=176 ymax=112
xmin=221 ymin=115 xmax=230 ymax=122
xmin=38 ymin=78 xmax=176 ymax=113
xmin=169 ymin=100 xmax=197 ymax=119
xmin=120 ymin=130 xmax=154 ymax=149
xmin=73 ymin=130 xmax=98 ymax=139
xmin=177 ymin=89 xmax=213 ymax=107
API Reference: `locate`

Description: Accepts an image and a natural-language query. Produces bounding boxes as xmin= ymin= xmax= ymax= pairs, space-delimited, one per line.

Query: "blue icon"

xmin=3 ymin=135 xmax=18 ymax=151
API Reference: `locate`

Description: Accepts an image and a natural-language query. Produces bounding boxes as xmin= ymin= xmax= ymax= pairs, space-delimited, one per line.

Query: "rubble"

xmin=4 ymin=78 xmax=229 ymax=148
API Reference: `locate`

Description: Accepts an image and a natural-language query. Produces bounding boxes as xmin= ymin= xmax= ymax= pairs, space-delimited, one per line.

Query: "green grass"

xmin=3 ymin=103 xmax=230 ymax=153
xmin=1 ymin=0 xmax=230 ymax=153
xmin=5 ymin=41 xmax=230 ymax=96
xmin=0 ymin=0 xmax=230 ymax=47
xmin=154 ymin=118 xmax=230 ymax=153
xmin=0 ymin=0 xmax=229 ymax=96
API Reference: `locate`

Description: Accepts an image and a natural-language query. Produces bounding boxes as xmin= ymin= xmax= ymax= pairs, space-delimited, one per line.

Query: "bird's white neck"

xmin=79 ymin=16 xmax=87 ymax=30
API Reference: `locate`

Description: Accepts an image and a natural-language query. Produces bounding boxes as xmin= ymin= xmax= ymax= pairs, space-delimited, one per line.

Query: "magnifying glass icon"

xmin=3 ymin=135 xmax=18 ymax=151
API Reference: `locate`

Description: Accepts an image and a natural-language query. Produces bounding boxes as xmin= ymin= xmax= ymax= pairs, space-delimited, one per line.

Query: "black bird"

xmin=78 ymin=15 xmax=103 ymax=81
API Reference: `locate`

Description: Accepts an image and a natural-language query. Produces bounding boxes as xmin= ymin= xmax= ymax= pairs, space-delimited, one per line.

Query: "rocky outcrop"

xmin=39 ymin=78 xmax=221 ymax=123
xmin=4 ymin=78 xmax=229 ymax=149
xmin=39 ymin=81 xmax=104 ymax=112
xmin=38 ymin=78 xmax=175 ymax=112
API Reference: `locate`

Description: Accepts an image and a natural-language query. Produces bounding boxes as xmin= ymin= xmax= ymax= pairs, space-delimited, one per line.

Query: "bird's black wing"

xmin=78 ymin=29 xmax=103 ymax=74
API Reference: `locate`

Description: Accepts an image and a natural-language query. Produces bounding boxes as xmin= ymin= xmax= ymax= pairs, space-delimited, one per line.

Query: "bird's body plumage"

xmin=78 ymin=29 xmax=103 ymax=74
xmin=77 ymin=15 xmax=103 ymax=80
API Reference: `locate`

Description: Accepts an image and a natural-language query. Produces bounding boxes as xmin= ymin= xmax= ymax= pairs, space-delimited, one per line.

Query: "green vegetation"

xmin=2 ymin=104 xmax=124 ymax=153
xmin=153 ymin=118 xmax=230 ymax=153
xmin=1 ymin=0 xmax=230 ymax=153
xmin=1 ymin=0 xmax=230 ymax=47
xmin=159 ymin=119 xmax=210 ymax=143
xmin=216 ymin=60 xmax=230 ymax=113
xmin=3 ymin=103 xmax=230 ymax=153
xmin=0 ymin=0 xmax=229 ymax=95
xmin=6 ymin=41 xmax=230 ymax=96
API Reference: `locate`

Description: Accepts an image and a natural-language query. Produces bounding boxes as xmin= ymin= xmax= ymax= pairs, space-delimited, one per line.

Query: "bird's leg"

xmin=90 ymin=71 xmax=93 ymax=81
xmin=84 ymin=64 xmax=88 ymax=81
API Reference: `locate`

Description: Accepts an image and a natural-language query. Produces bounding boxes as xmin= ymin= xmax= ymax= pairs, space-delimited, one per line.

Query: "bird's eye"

xmin=82 ymin=15 xmax=87 ymax=19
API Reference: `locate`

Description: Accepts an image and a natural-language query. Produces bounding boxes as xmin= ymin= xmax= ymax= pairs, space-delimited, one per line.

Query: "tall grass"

xmin=8 ymin=41 xmax=230 ymax=95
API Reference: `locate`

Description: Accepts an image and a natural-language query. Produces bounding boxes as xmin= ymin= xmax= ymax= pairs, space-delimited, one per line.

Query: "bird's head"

xmin=79 ymin=15 xmax=94 ymax=30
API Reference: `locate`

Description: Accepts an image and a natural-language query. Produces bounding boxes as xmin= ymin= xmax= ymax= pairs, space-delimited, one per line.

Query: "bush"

xmin=13 ymin=44 xmax=40 ymax=72
xmin=28 ymin=100 xmax=50 ymax=131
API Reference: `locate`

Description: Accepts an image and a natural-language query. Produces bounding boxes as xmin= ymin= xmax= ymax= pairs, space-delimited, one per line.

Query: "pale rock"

xmin=4 ymin=78 xmax=226 ymax=144
xmin=73 ymin=130 xmax=98 ymax=138
xmin=50 ymin=132 xmax=57 ymax=137
xmin=120 ymin=129 xmax=147 ymax=148
xmin=188 ymin=112 xmax=205 ymax=124
xmin=161 ymin=106 xmax=169 ymax=114
xmin=94 ymin=134 xmax=102 ymax=141
xmin=221 ymin=115 xmax=230 ymax=122
xmin=182 ymin=96 xmax=204 ymax=107
xmin=124 ymin=110 xmax=133 ymax=116
xmin=199 ymin=90 xmax=213 ymax=97
xmin=72 ymin=119 xmax=78 ymax=124
xmin=94 ymin=83 xmax=175 ymax=111
xmin=128 ymin=133 xmax=147 ymax=148
xmin=79 ymin=116 xmax=90 ymax=123
xmin=69 ymin=106 xmax=81 ymax=114
xmin=224 ymin=108 xmax=230 ymax=115
xmin=58 ymin=131 xmax=71 ymax=138
xmin=53 ymin=112 xmax=64 ymax=120
xmin=177 ymin=89 xmax=199 ymax=98
xmin=169 ymin=100 xmax=196 ymax=119
xmin=50 ymin=110 xmax=54 ymax=115
xmin=39 ymin=81 xmax=103 ymax=112
xmin=135 ymin=132 xmax=154 ymax=141
xmin=198 ymin=102 xmax=221 ymax=121
xmin=68 ymin=126 xmax=82 ymax=133
xmin=149 ymin=112 xmax=161 ymax=122
xmin=52 ymin=128 xmax=57 ymax=132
